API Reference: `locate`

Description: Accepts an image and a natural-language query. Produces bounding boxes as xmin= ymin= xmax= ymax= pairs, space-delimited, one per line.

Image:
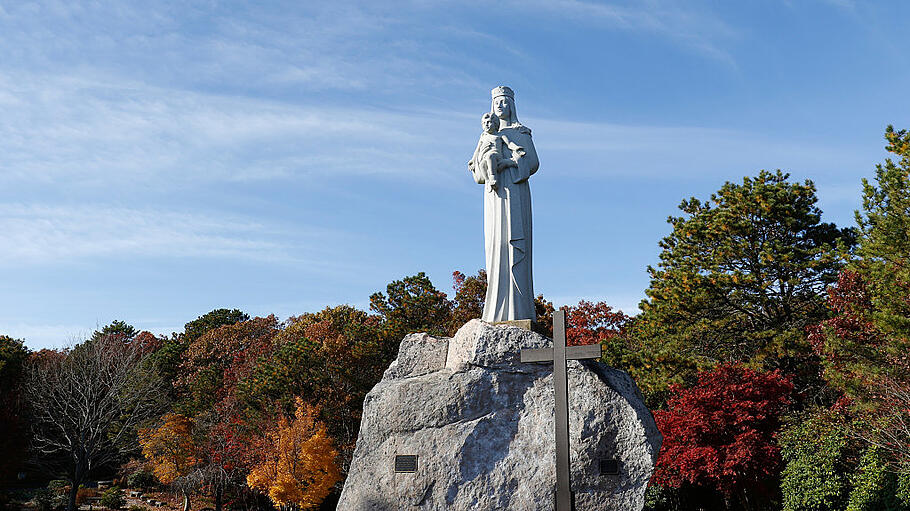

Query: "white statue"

xmin=468 ymin=86 xmax=539 ymax=322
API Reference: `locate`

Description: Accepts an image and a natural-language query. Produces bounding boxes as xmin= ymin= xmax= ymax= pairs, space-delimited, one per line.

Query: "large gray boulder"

xmin=338 ymin=320 xmax=661 ymax=510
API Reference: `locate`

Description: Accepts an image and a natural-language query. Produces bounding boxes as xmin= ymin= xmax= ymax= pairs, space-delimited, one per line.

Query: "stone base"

xmin=492 ymin=319 xmax=534 ymax=331
xmin=338 ymin=320 xmax=662 ymax=510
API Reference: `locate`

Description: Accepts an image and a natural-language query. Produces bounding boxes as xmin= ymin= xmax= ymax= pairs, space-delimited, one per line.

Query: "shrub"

xmin=41 ymin=481 xmax=68 ymax=510
xmin=780 ymin=412 xmax=851 ymax=511
xmin=100 ymin=487 xmax=125 ymax=510
xmin=46 ymin=480 xmax=68 ymax=493
xmin=126 ymin=470 xmax=157 ymax=490
xmin=33 ymin=489 xmax=54 ymax=511
xmin=846 ymin=447 xmax=908 ymax=511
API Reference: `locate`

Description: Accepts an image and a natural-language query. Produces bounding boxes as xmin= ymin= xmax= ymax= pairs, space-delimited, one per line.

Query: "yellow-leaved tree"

xmin=138 ymin=413 xmax=199 ymax=511
xmin=247 ymin=399 xmax=341 ymax=510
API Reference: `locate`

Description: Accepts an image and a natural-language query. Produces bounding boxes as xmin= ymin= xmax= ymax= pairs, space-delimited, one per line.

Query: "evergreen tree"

xmin=626 ymin=170 xmax=854 ymax=404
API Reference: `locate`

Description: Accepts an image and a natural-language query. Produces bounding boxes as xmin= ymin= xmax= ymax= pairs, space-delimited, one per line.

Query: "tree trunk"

xmin=739 ymin=488 xmax=752 ymax=511
xmin=214 ymin=486 xmax=222 ymax=511
xmin=67 ymin=466 xmax=84 ymax=511
xmin=182 ymin=490 xmax=191 ymax=511
xmin=67 ymin=484 xmax=78 ymax=511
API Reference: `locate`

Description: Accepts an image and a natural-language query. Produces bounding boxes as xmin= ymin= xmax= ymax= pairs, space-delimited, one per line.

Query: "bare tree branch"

xmin=25 ymin=335 xmax=165 ymax=511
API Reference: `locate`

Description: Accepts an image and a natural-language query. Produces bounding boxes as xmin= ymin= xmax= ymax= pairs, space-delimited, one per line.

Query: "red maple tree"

xmin=564 ymin=300 xmax=629 ymax=346
xmin=653 ymin=363 xmax=793 ymax=508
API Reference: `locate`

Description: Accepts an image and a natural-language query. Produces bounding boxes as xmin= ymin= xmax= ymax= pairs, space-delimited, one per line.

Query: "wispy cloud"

xmin=816 ymin=0 xmax=856 ymax=11
xmin=0 ymin=71 xmax=476 ymax=189
xmin=0 ymin=203 xmax=342 ymax=267
xmin=0 ymin=1 xmax=752 ymax=194
xmin=0 ymin=68 xmax=869 ymax=197
xmin=514 ymin=0 xmax=739 ymax=65
xmin=0 ymin=2 xmax=488 ymax=94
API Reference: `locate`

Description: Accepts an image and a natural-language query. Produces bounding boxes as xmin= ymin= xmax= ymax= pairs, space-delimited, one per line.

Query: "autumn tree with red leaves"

xmin=564 ymin=300 xmax=629 ymax=346
xmin=653 ymin=363 xmax=793 ymax=511
xmin=450 ymin=270 xmax=487 ymax=335
xmin=174 ymin=315 xmax=280 ymax=508
xmin=177 ymin=315 xmax=279 ymax=415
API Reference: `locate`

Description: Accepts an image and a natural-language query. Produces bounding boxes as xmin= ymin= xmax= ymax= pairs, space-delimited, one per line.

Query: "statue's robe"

xmin=469 ymin=124 xmax=538 ymax=322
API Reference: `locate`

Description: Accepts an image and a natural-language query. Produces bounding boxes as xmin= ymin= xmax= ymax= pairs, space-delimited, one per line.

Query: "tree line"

xmin=1 ymin=126 xmax=908 ymax=511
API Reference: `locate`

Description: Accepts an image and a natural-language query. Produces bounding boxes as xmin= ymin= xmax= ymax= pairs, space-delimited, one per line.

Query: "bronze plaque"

xmin=394 ymin=454 xmax=418 ymax=473
xmin=599 ymin=458 xmax=620 ymax=476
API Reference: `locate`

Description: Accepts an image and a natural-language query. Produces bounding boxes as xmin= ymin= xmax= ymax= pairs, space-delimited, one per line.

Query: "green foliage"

xmin=183 ymin=308 xmax=250 ymax=344
xmin=626 ymin=170 xmax=854 ymax=404
xmin=899 ymin=472 xmax=910 ymax=506
xmin=780 ymin=409 xmax=910 ymax=511
xmin=145 ymin=337 xmax=186 ymax=399
xmin=370 ymin=272 xmax=452 ymax=338
xmin=100 ymin=487 xmax=125 ymax=510
xmin=855 ymin=126 xmax=910 ymax=342
xmin=125 ymin=469 xmax=157 ymax=489
xmin=780 ymin=411 xmax=852 ymax=511
xmin=846 ymin=447 xmax=909 ymax=511
xmin=47 ymin=480 xmax=68 ymax=492
xmin=643 ymin=483 xmax=677 ymax=511
xmin=91 ymin=320 xmax=138 ymax=343
xmin=0 ymin=335 xmax=28 ymax=386
xmin=32 ymin=482 xmax=68 ymax=511
xmin=811 ymin=127 xmax=910 ymax=471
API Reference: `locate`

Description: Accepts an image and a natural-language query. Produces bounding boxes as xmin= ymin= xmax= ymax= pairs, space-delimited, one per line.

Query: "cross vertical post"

xmin=553 ymin=309 xmax=572 ymax=510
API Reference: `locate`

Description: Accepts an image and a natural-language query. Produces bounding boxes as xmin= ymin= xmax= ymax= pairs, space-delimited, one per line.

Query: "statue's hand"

xmin=497 ymin=159 xmax=518 ymax=170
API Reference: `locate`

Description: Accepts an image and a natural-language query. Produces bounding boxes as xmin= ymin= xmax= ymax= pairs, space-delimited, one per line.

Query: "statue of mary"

xmin=468 ymin=86 xmax=539 ymax=322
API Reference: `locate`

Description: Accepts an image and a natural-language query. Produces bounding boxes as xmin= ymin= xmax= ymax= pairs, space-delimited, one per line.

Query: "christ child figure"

xmin=470 ymin=112 xmax=525 ymax=192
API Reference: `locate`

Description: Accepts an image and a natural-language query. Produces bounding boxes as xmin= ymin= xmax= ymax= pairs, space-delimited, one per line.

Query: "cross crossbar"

xmin=520 ymin=343 xmax=602 ymax=363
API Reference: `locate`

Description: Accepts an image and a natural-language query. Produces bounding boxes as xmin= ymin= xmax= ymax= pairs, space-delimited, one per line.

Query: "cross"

xmin=520 ymin=308 xmax=602 ymax=511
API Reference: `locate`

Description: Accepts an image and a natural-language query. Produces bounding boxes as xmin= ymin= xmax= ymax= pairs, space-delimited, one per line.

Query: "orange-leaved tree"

xmin=139 ymin=413 xmax=199 ymax=511
xmin=247 ymin=399 xmax=341 ymax=510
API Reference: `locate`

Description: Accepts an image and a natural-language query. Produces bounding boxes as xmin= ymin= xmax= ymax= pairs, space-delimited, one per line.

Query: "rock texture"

xmin=338 ymin=320 xmax=661 ymax=510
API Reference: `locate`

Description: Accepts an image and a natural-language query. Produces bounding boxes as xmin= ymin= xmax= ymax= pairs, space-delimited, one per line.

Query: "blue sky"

xmin=3 ymin=0 xmax=908 ymax=349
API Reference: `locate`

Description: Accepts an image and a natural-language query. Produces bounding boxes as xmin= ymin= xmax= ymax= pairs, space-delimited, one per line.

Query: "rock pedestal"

xmin=338 ymin=320 xmax=661 ymax=510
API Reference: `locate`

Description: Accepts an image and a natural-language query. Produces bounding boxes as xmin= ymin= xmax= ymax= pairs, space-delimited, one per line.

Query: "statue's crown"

xmin=491 ymin=86 xmax=514 ymax=99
